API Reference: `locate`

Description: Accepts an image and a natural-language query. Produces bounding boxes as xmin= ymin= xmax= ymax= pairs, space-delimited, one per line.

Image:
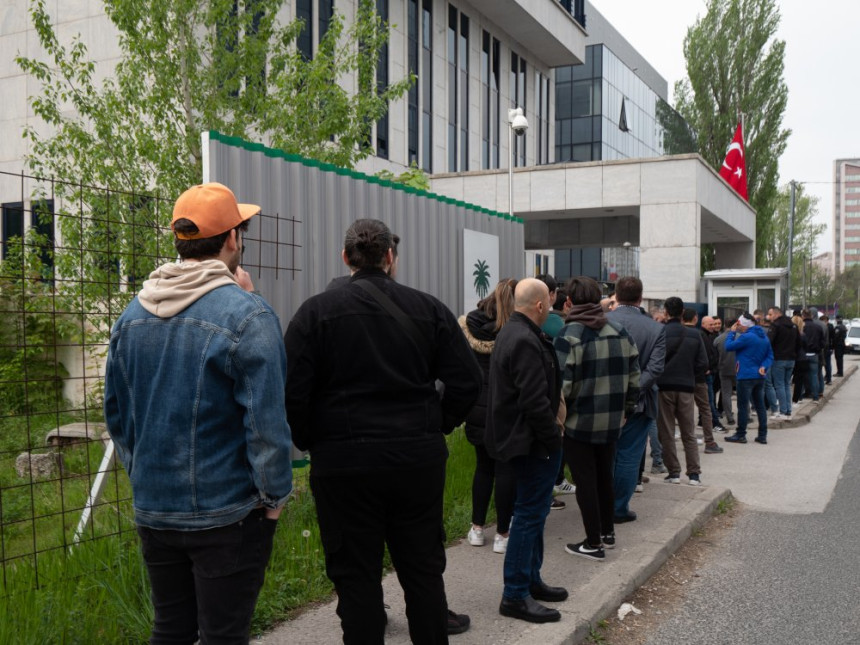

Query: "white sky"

xmin=589 ymin=0 xmax=859 ymax=255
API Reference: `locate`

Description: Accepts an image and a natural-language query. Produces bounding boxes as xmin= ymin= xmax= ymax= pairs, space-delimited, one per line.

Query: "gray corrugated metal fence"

xmin=204 ymin=131 xmax=524 ymax=325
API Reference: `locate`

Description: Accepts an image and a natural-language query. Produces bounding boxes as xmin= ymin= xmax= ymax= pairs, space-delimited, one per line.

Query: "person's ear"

xmin=341 ymin=249 xmax=350 ymax=267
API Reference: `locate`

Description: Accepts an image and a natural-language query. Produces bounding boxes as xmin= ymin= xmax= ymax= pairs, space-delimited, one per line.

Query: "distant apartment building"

xmin=833 ymin=158 xmax=860 ymax=274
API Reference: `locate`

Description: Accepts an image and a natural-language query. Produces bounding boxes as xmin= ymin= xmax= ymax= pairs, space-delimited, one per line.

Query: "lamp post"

xmin=622 ymin=241 xmax=631 ymax=276
xmin=508 ymin=107 xmax=528 ymax=217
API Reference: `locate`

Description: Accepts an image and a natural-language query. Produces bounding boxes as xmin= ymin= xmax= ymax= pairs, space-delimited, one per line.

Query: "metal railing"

xmin=0 ymin=170 xmax=300 ymax=592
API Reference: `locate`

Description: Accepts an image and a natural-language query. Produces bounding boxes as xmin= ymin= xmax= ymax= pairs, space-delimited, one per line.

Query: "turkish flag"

xmin=719 ymin=122 xmax=749 ymax=201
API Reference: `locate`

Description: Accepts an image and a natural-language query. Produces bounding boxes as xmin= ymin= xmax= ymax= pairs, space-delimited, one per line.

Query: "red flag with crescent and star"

xmin=719 ymin=122 xmax=748 ymax=201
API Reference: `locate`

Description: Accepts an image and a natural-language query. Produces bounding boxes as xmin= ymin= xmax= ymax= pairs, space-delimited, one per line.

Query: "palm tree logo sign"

xmin=473 ymin=259 xmax=491 ymax=300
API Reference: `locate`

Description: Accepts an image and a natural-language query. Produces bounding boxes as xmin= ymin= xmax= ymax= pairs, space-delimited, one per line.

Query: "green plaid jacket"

xmin=553 ymin=320 xmax=641 ymax=444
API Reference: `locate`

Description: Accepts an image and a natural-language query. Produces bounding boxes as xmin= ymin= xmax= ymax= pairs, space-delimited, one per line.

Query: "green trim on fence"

xmin=208 ymin=130 xmax=524 ymax=224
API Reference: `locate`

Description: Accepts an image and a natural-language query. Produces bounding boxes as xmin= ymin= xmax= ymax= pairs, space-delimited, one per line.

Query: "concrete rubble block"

xmin=45 ymin=422 xmax=109 ymax=447
xmin=15 ymin=451 xmax=64 ymax=479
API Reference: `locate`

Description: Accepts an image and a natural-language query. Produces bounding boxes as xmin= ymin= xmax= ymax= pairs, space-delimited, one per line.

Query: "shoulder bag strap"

xmin=353 ymin=279 xmax=431 ymax=357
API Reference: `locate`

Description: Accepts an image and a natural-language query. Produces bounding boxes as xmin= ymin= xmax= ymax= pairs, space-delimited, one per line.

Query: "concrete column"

xmin=639 ymin=202 xmax=701 ymax=303
xmin=713 ymin=241 xmax=756 ymax=269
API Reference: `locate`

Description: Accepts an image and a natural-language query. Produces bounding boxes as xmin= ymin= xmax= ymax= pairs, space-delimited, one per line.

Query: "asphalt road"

xmin=643 ymin=369 xmax=860 ymax=644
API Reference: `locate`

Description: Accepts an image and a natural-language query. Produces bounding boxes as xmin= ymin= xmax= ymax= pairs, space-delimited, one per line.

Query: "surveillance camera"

xmin=508 ymin=107 xmax=529 ymax=136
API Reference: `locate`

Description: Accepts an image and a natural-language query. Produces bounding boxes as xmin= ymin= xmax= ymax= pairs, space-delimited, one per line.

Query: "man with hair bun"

xmin=285 ymin=218 xmax=481 ymax=643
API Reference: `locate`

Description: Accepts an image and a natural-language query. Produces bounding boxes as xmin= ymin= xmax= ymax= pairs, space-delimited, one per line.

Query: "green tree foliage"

xmin=761 ymin=183 xmax=824 ymax=301
xmin=0 ymin=223 xmax=77 ymax=415
xmin=674 ymin=0 xmax=790 ymax=269
xmin=17 ymin=0 xmax=411 ymax=195
xmin=375 ymin=162 xmax=431 ymax=191
xmin=14 ymin=0 xmax=413 ymax=336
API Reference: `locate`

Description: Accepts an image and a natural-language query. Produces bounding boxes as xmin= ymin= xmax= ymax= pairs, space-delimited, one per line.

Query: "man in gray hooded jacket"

xmin=104 ymin=183 xmax=293 ymax=644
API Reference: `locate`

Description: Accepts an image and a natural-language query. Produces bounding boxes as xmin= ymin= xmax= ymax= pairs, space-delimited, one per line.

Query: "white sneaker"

xmin=696 ymin=437 xmax=704 ymax=445
xmin=493 ymin=533 xmax=508 ymax=554
xmin=635 ymin=483 xmax=644 ymax=493
xmin=674 ymin=430 xmax=681 ymax=439
xmin=554 ymin=479 xmax=576 ymax=495
xmin=770 ymin=412 xmax=783 ymax=420
xmin=467 ymin=526 xmax=484 ymax=546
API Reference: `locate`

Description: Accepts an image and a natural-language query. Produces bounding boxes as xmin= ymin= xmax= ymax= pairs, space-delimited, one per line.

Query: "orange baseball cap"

xmin=171 ymin=183 xmax=260 ymax=240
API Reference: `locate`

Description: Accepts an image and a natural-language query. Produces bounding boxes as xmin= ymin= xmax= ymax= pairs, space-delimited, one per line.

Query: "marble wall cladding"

xmin=639 ymin=244 xmax=701 ymax=303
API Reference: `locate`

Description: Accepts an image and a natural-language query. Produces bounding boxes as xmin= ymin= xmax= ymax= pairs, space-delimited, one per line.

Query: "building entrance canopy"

xmin=432 ymin=154 xmax=756 ymax=303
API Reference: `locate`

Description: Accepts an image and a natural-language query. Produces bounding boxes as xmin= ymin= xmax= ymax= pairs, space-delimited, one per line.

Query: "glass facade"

xmin=553 ymin=44 xmax=694 ymax=281
xmin=555 ymin=44 xmax=667 ymax=163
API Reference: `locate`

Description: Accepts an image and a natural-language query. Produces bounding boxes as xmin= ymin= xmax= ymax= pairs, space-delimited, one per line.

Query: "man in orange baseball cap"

xmin=105 ymin=182 xmax=292 ymax=642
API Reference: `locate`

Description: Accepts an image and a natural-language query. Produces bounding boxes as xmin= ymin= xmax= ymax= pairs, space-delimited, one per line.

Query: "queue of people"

xmin=102 ymin=183 xmax=841 ymax=643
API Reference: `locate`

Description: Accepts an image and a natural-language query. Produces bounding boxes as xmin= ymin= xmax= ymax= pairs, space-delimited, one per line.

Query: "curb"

xmin=565 ymin=486 xmax=731 ymax=645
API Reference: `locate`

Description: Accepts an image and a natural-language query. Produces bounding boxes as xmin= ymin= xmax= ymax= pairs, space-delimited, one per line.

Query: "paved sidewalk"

xmin=258 ymin=363 xmax=857 ymax=645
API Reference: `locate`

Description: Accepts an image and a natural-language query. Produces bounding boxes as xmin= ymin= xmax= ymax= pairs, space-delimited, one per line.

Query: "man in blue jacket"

xmin=104 ymin=183 xmax=293 ymax=643
xmin=724 ymin=312 xmax=774 ymax=444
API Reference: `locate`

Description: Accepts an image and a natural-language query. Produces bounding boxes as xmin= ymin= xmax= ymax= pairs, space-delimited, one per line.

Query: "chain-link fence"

xmin=0 ymin=170 xmax=299 ymax=593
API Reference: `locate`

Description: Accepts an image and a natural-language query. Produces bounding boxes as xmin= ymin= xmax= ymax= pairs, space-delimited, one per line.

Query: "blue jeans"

xmin=764 ymin=368 xmax=778 ymax=412
xmin=824 ymin=349 xmax=833 ymax=382
xmin=736 ymin=378 xmax=768 ymax=440
xmin=503 ymin=449 xmax=562 ymax=600
xmin=648 ymin=418 xmax=662 ymax=465
xmin=613 ymin=413 xmax=651 ymax=516
xmin=806 ymin=355 xmax=822 ymax=400
xmin=706 ymin=374 xmax=720 ymax=426
xmin=771 ymin=360 xmax=794 ymax=415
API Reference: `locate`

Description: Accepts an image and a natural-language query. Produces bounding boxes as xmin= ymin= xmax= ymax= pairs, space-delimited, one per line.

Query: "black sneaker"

xmin=565 ymin=541 xmax=605 ymax=561
xmin=601 ymin=533 xmax=616 ymax=549
xmin=664 ymin=473 xmax=681 ymax=484
xmin=447 ymin=609 xmax=470 ymax=635
xmin=724 ymin=434 xmax=747 ymax=443
xmin=550 ymin=498 xmax=566 ymax=510
xmin=754 ymin=436 xmax=768 ymax=444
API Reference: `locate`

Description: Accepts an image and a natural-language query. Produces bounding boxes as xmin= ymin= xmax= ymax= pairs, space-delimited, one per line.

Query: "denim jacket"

xmin=104 ymin=260 xmax=293 ymax=530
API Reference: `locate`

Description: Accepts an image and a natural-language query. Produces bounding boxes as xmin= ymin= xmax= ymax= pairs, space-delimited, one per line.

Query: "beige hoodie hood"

xmin=137 ymin=259 xmax=238 ymax=318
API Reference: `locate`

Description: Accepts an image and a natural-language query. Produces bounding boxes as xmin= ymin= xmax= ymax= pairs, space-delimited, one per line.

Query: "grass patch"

xmin=715 ymin=494 xmax=735 ymax=515
xmin=1 ymin=426 xmax=480 ymax=640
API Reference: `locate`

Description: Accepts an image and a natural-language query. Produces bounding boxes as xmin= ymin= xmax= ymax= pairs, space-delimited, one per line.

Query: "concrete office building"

xmin=2 ymin=1 xmax=754 ymax=301
xmin=833 ymin=158 xmax=860 ymax=274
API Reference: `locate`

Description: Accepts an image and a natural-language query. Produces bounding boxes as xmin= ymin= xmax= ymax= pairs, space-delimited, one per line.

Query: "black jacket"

xmin=284 ymin=269 xmax=481 ymax=475
xmin=656 ymin=319 xmax=707 ymax=393
xmin=769 ymin=315 xmax=801 ymax=361
xmin=802 ymin=317 xmax=825 ymax=354
xmin=701 ymin=329 xmax=720 ymax=374
xmin=485 ymin=312 xmax=562 ymax=462
xmin=459 ymin=309 xmax=498 ymax=445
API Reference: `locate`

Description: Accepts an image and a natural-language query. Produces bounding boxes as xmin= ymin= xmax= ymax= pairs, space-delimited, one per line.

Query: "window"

xmin=297 ymin=0 xmax=313 ymax=60
xmin=297 ymin=0 xmax=333 ymax=61
xmin=511 ymin=52 xmax=527 ymax=167
xmin=447 ymin=5 xmax=469 ymax=172
xmin=408 ymin=0 xmax=433 ymax=170
xmin=375 ymin=0 xmax=389 ymax=159
xmin=536 ymin=71 xmax=550 ymax=165
xmin=421 ymin=0 xmax=433 ymax=172
xmin=1 ymin=202 xmax=24 ymax=260
xmin=480 ymin=34 xmax=501 ymax=169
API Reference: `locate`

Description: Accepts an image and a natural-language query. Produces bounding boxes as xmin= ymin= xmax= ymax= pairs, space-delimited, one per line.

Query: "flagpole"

xmin=788 ymin=180 xmax=796 ymax=306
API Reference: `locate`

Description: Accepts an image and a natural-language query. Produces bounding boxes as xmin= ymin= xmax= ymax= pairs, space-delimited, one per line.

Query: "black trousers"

xmin=137 ymin=508 xmax=277 ymax=645
xmin=835 ymin=348 xmax=845 ymax=376
xmin=471 ymin=443 xmax=516 ymax=533
xmin=311 ymin=461 xmax=449 ymax=645
xmin=565 ymin=438 xmax=616 ymax=546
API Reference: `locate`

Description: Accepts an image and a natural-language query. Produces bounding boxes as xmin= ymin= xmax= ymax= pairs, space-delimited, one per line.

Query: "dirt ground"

xmin=586 ymin=498 xmax=742 ymax=644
